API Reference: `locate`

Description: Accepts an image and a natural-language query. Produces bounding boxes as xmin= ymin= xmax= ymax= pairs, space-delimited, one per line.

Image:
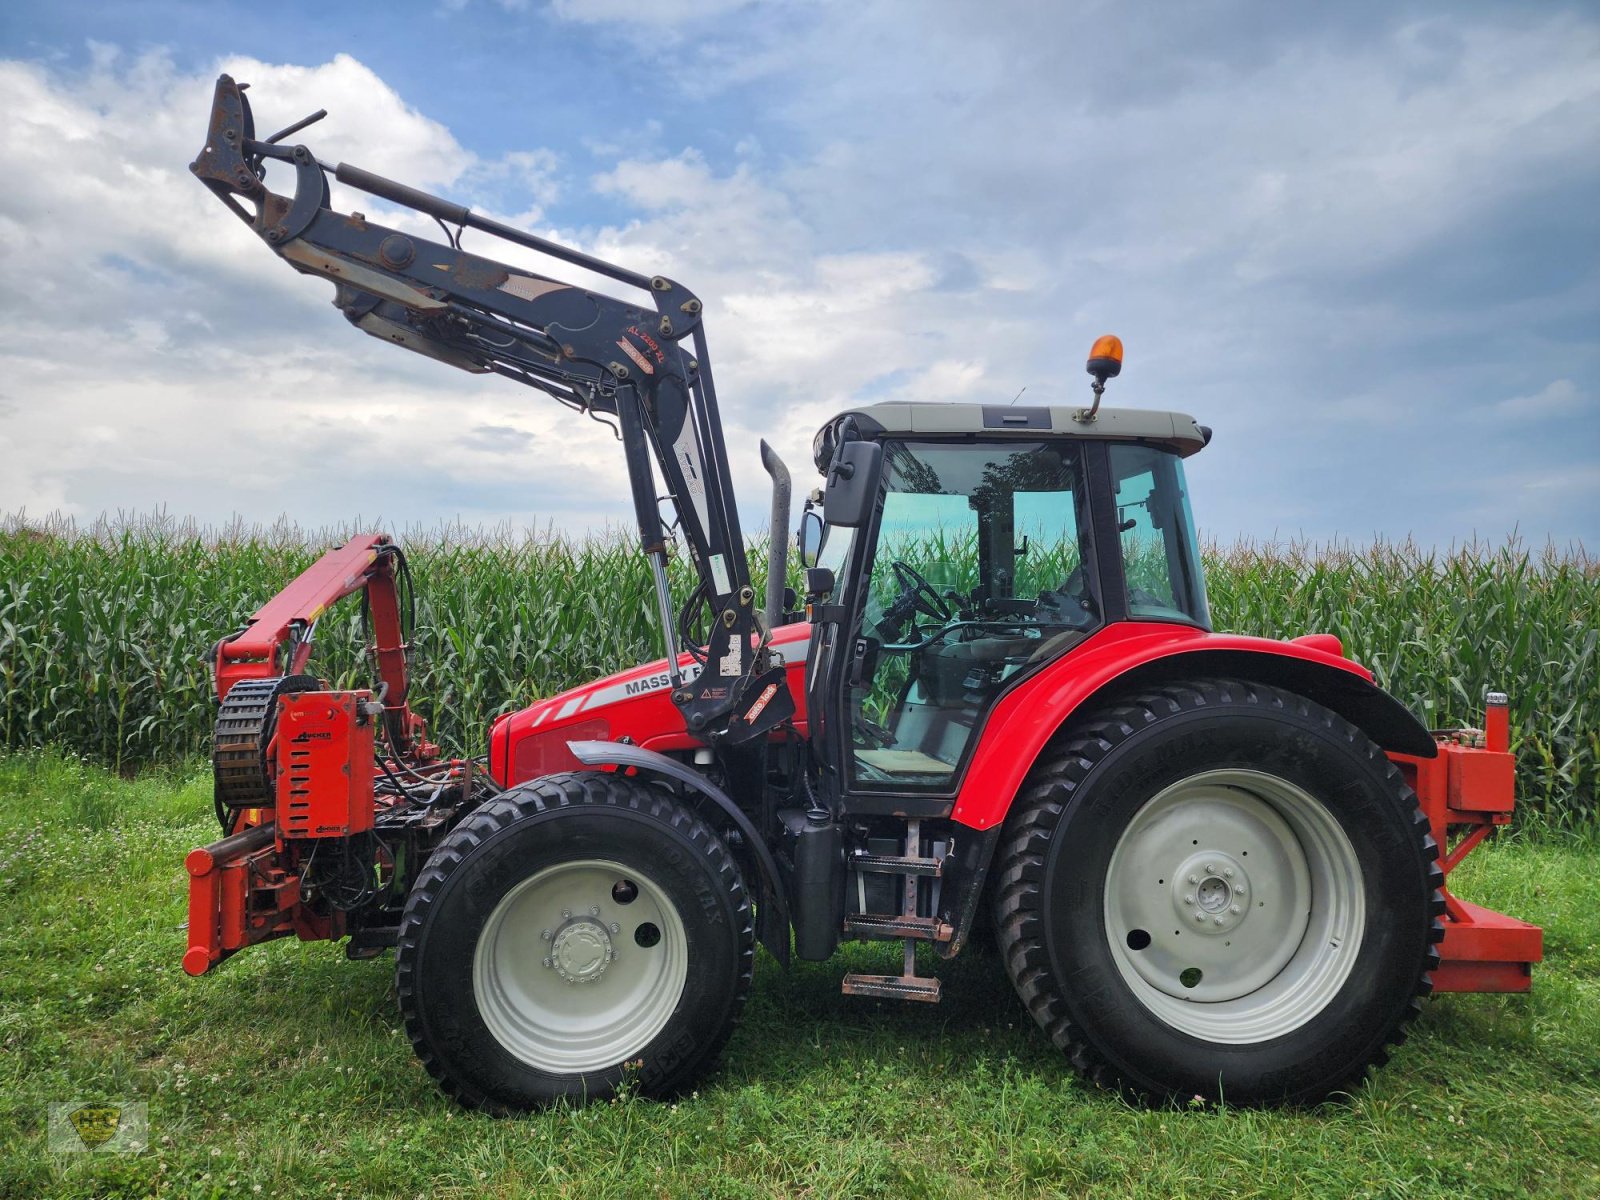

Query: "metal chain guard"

xmin=211 ymin=674 xmax=320 ymax=809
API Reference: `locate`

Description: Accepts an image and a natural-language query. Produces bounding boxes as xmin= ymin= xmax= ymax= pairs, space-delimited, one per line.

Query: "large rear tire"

xmin=396 ymin=771 xmax=754 ymax=1111
xmin=992 ymin=678 xmax=1445 ymax=1106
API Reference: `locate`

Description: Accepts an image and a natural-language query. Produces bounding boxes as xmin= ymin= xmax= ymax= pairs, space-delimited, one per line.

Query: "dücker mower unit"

xmin=182 ymin=75 xmax=1541 ymax=1110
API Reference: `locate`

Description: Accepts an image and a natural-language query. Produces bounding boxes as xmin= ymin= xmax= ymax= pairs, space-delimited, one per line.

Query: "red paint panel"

xmin=1448 ymin=748 xmax=1516 ymax=814
xmin=949 ymin=623 xmax=1374 ymax=830
xmin=273 ymin=691 xmax=376 ymax=838
xmin=493 ymin=622 xmax=813 ymax=788
xmin=512 ymin=717 xmax=611 ymax=779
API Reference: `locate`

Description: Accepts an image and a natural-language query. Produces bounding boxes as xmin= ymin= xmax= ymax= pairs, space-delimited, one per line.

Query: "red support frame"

xmin=1389 ymin=705 xmax=1543 ymax=993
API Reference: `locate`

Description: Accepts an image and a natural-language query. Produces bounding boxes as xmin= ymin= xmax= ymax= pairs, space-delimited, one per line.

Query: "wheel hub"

xmin=472 ymin=859 xmax=688 ymax=1073
xmin=1102 ymin=769 xmax=1366 ymax=1043
xmin=1171 ymin=851 xmax=1251 ymax=933
xmin=550 ymin=918 xmax=615 ymax=984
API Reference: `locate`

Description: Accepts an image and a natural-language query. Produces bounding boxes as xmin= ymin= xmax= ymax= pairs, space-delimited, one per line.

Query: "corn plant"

xmin=1 ymin=513 xmax=1594 ymax=829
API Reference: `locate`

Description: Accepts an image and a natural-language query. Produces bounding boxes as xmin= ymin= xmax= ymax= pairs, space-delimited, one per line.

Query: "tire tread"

xmin=395 ymin=770 xmax=754 ymax=1113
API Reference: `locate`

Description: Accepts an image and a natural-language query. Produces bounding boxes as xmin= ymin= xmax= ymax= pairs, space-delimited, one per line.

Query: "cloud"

xmin=0 ymin=5 xmax=1596 ymax=551
xmin=459 ymin=424 xmax=539 ymax=453
xmin=1489 ymin=379 xmax=1593 ymax=421
xmin=0 ymin=49 xmax=622 ymax=530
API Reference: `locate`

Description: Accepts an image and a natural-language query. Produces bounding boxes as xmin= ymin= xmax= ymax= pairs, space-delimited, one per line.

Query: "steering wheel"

xmin=889 ymin=560 xmax=953 ymax=623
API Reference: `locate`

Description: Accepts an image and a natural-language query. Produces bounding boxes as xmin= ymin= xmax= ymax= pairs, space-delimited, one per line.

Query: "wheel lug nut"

xmin=1230 ymin=905 xmax=1241 ymax=915
xmin=561 ymin=909 xmax=572 ymax=920
xmin=1195 ymin=913 xmax=1206 ymax=922
xmin=1224 ymin=868 xmax=1235 ymax=878
xmin=542 ymin=956 xmax=553 ymax=968
xmin=541 ymin=928 xmax=552 ymax=941
xmin=1188 ymin=875 xmax=1199 ymax=884
xmin=610 ymin=922 xmax=621 ymax=934
xmin=591 ymin=905 xmax=601 ymax=916
xmin=1183 ymin=895 xmax=1195 ymax=905
xmin=1213 ymin=917 xmax=1224 ymax=926
xmin=1204 ymin=863 xmax=1216 ymax=874
xmin=1236 ymin=886 xmax=1247 ymax=897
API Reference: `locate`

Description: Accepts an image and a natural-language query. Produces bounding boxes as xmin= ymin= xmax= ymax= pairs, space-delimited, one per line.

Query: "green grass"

xmin=3 ymin=516 xmax=1595 ymax=828
xmin=2 ymin=750 xmax=1597 ymax=1198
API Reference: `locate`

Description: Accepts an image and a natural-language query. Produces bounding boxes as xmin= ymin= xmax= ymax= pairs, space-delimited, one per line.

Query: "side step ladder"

xmin=841 ymin=819 xmax=947 ymax=1003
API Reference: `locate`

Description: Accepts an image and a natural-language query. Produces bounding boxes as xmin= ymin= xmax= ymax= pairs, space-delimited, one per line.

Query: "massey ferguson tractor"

xmin=182 ymin=75 xmax=1541 ymax=1111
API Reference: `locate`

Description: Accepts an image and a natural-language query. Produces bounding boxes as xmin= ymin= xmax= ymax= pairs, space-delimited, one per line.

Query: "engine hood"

xmin=488 ymin=622 xmax=813 ymax=786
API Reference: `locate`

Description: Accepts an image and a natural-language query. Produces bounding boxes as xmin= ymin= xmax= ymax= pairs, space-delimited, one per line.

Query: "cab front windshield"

xmin=848 ymin=439 xmax=1096 ymax=790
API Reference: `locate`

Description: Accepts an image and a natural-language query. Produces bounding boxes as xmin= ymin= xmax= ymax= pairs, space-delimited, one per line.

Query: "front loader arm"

xmin=192 ymin=74 xmax=785 ymax=740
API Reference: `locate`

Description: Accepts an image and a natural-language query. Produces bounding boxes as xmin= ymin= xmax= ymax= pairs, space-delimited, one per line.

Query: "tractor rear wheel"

xmin=396 ymin=771 xmax=754 ymax=1111
xmin=992 ymin=678 xmax=1444 ymax=1106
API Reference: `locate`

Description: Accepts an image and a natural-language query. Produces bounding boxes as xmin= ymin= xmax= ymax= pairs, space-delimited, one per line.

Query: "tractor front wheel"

xmin=992 ymin=678 xmax=1444 ymax=1105
xmin=396 ymin=771 xmax=754 ymax=1111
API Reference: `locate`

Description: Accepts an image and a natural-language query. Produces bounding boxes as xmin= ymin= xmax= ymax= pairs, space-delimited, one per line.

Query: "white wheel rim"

xmin=472 ymin=858 xmax=688 ymax=1073
xmin=1102 ymin=769 xmax=1366 ymax=1043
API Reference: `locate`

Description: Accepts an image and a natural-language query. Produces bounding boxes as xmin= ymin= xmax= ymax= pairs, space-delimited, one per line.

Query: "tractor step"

xmin=848 ymin=852 xmax=942 ymax=877
xmin=345 ymin=926 xmax=398 ymax=959
xmin=843 ymin=913 xmax=952 ymax=942
xmin=842 ymin=971 xmax=942 ymax=1003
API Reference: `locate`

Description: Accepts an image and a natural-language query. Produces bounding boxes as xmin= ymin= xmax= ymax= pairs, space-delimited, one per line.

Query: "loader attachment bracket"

xmin=191 ymin=74 xmax=328 ymax=244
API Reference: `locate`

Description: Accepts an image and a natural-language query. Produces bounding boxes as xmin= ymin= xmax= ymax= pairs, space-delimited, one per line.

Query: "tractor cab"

xmin=800 ymin=388 xmax=1213 ymax=803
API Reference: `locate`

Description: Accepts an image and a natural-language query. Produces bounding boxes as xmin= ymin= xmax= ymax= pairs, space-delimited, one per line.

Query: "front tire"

xmin=992 ymin=678 xmax=1444 ymax=1106
xmin=396 ymin=771 xmax=754 ymax=1111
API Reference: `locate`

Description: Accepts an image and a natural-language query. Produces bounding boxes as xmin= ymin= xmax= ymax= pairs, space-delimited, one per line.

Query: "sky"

xmin=0 ymin=1 xmax=1596 ymax=549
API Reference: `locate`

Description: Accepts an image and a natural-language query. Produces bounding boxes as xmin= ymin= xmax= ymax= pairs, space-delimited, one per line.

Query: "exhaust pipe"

xmin=759 ymin=440 xmax=791 ymax=629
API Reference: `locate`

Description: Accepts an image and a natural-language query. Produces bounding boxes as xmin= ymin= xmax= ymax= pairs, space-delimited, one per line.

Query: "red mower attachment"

xmin=1392 ymin=692 xmax=1543 ymax=992
xmin=183 ymin=536 xmax=494 ymax=977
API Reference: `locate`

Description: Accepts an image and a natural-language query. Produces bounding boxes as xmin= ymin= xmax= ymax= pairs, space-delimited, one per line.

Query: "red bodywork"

xmin=487 ymin=622 xmax=815 ymax=784
xmin=193 ymin=598 xmax=1539 ymax=993
xmin=489 ymin=619 xmax=1539 ymax=994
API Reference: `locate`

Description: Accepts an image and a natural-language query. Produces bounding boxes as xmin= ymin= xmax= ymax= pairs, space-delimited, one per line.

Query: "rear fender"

xmin=949 ymin=623 xmax=1436 ymax=833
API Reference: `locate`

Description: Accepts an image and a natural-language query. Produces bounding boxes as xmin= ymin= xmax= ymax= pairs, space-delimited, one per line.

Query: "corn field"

xmin=2 ymin=513 xmax=1595 ymax=829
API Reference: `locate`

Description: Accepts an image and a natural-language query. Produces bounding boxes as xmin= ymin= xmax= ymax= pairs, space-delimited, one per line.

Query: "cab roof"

xmin=813 ymin=402 xmax=1211 ymax=472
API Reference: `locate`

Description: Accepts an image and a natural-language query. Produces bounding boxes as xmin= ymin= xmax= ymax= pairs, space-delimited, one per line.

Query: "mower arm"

xmin=213 ymin=533 xmax=425 ymax=755
xmin=191 ymin=74 xmax=778 ymax=741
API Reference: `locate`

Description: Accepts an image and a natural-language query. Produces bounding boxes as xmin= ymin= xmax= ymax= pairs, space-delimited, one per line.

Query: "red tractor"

xmin=183 ymin=76 xmax=1541 ymax=1111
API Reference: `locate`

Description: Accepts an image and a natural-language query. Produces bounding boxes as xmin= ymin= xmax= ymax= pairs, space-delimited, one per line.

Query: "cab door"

xmin=832 ymin=437 xmax=1100 ymax=812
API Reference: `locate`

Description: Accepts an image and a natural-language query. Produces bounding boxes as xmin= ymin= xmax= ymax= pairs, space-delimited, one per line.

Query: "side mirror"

xmin=797 ymin=509 xmax=827 ymax=568
xmin=823 ymin=440 xmax=882 ymax=527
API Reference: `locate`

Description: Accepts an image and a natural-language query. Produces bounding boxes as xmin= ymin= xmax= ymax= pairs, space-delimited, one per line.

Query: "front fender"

xmin=566 ymin=741 xmax=791 ymax=966
xmin=949 ymin=623 xmax=1436 ymax=832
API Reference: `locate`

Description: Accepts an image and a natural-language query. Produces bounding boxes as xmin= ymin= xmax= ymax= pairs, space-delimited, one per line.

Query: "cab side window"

xmin=1109 ymin=443 xmax=1210 ymax=627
